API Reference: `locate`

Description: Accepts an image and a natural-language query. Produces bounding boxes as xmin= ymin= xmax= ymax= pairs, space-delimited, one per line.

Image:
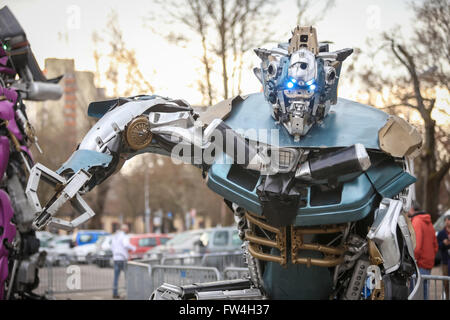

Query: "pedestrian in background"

xmin=111 ymin=224 xmax=136 ymax=299
xmin=408 ymin=203 xmax=438 ymax=300
xmin=437 ymin=215 xmax=450 ymax=299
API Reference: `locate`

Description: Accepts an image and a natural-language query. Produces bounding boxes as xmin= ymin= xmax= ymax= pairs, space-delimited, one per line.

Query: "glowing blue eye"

xmin=287 ymin=82 xmax=294 ymax=89
xmin=309 ymin=84 xmax=316 ymax=91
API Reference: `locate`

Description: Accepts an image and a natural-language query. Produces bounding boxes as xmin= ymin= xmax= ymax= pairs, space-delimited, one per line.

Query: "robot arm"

xmin=0 ymin=6 xmax=63 ymax=102
xmin=26 ymin=95 xmax=267 ymax=231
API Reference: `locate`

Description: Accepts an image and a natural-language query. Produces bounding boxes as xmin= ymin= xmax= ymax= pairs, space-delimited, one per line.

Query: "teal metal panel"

xmin=224 ymin=93 xmax=389 ymax=149
xmin=378 ymin=173 xmax=415 ymax=198
xmin=206 ymin=158 xmax=263 ymax=214
xmin=365 ymin=158 xmax=416 ymax=198
xmin=87 ymin=95 xmax=160 ymax=119
xmin=294 ymin=174 xmax=377 ymax=226
xmin=207 ymin=157 xmax=378 ymax=226
xmin=57 ymin=149 xmax=113 ymax=174
xmin=87 ymin=100 xmax=115 ymax=119
xmin=262 ymin=249 xmax=333 ymax=299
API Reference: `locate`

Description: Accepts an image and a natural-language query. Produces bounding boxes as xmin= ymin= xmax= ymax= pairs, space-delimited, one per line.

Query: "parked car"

xmin=71 ymin=240 xmax=100 ymax=264
xmin=129 ymin=233 xmax=172 ymax=260
xmin=44 ymin=235 xmax=74 ymax=266
xmin=36 ymin=231 xmax=56 ymax=250
xmin=72 ymin=230 xmax=110 ymax=246
xmin=144 ymin=229 xmax=205 ymax=259
xmin=194 ymin=226 xmax=242 ymax=254
xmin=93 ymin=235 xmax=113 ymax=268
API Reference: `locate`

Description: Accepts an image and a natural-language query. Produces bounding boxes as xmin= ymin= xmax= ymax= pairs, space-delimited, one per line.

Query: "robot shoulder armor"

xmin=198 ymin=95 xmax=248 ymax=125
xmin=378 ymin=115 xmax=422 ymax=158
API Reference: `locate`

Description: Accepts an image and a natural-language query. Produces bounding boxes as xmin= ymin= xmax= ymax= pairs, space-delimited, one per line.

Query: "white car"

xmin=144 ymin=229 xmax=205 ymax=259
xmin=36 ymin=231 xmax=55 ymax=249
xmin=44 ymin=235 xmax=74 ymax=266
xmin=72 ymin=242 xmax=98 ymax=264
xmin=96 ymin=235 xmax=112 ymax=251
xmin=72 ymin=235 xmax=112 ymax=264
xmin=93 ymin=235 xmax=113 ymax=267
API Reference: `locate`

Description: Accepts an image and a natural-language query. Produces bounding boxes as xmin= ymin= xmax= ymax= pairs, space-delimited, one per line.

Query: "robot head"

xmin=254 ymin=26 xmax=353 ymax=141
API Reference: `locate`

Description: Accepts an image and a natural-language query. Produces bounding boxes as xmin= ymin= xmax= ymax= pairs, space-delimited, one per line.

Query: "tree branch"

xmin=431 ymin=159 xmax=450 ymax=184
xmin=395 ymin=44 xmax=431 ymax=117
xmin=380 ymin=103 xmax=419 ymax=111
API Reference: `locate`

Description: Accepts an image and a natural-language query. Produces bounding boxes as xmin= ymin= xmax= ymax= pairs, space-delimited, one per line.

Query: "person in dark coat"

xmin=437 ymin=215 xmax=450 ymax=299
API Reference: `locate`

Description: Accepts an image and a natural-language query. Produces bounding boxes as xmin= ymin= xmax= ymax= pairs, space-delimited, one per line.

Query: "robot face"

xmin=287 ymin=49 xmax=317 ymax=85
xmin=270 ymin=47 xmax=323 ymax=140
xmin=284 ymin=49 xmax=317 ymax=100
xmin=253 ymin=26 xmax=352 ymax=141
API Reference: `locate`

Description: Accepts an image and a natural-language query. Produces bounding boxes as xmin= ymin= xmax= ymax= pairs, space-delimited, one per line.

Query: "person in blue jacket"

xmin=437 ymin=215 xmax=450 ymax=299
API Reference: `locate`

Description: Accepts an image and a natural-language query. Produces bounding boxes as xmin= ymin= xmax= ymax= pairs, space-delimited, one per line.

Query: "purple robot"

xmin=0 ymin=6 xmax=62 ymax=299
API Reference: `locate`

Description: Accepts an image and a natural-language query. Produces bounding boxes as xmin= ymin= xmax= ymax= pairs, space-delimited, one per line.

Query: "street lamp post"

xmin=144 ymin=173 xmax=151 ymax=233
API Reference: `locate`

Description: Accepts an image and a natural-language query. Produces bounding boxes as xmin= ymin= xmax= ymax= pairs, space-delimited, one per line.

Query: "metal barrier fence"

xmin=35 ymin=251 xmax=247 ymax=299
xmin=223 ymin=267 xmax=250 ymax=280
xmin=138 ymin=258 xmax=162 ymax=266
xmin=200 ymin=251 xmax=246 ymax=272
xmin=411 ymin=274 xmax=450 ymax=300
xmin=127 ymin=263 xmax=250 ymax=300
xmin=126 ymin=260 xmax=153 ymax=300
xmin=126 ymin=252 xmax=249 ymax=300
xmin=161 ymin=254 xmax=204 ymax=266
xmin=160 ymin=251 xmax=245 ymax=271
xmin=151 ymin=265 xmax=221 ymax=288
xmin=35 ymin=257 xmax=126 ymax=298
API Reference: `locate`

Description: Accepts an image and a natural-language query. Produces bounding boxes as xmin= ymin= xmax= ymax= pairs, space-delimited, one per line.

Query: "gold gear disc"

xmin=125 ymin=116 xmax=153 ymax=150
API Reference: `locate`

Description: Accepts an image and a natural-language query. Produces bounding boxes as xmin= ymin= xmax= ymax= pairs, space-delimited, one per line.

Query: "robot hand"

xmin=26 ymin=161 xmax=105 ymax=231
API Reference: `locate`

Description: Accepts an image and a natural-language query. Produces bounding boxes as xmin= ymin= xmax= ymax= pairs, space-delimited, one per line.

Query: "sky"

xmin=2 ymin=0 xmax=420 ymax=105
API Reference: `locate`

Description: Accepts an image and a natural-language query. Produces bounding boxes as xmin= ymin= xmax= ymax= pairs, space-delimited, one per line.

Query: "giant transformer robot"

xmin=26 ymin=26 xmax=423 ymax=300
xmin=0 ymin=6 xmax=62 ymax=299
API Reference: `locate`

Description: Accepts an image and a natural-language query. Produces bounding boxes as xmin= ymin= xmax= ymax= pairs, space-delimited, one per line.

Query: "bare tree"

xmin=347 ymin=0 xmax=450 ymax=221
xmin=296 ymin=0 xmax=336 ymax=26
xmin=114 ymin=154 xmax=225 ymax=230
xmin=157 ymin=0 xmax=215 ymax=106
xmin=94 ymin=10 xmax=155 ymax=98
xmin=83 ymin=10 xmax=157 ymax=228
xmin=230 ymin=0 xmax=276 ymax=95
xmin=150 ymin=0 xmax=276 ymax=104
xmin=202 ymin=0 xmax=278 ymax=99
